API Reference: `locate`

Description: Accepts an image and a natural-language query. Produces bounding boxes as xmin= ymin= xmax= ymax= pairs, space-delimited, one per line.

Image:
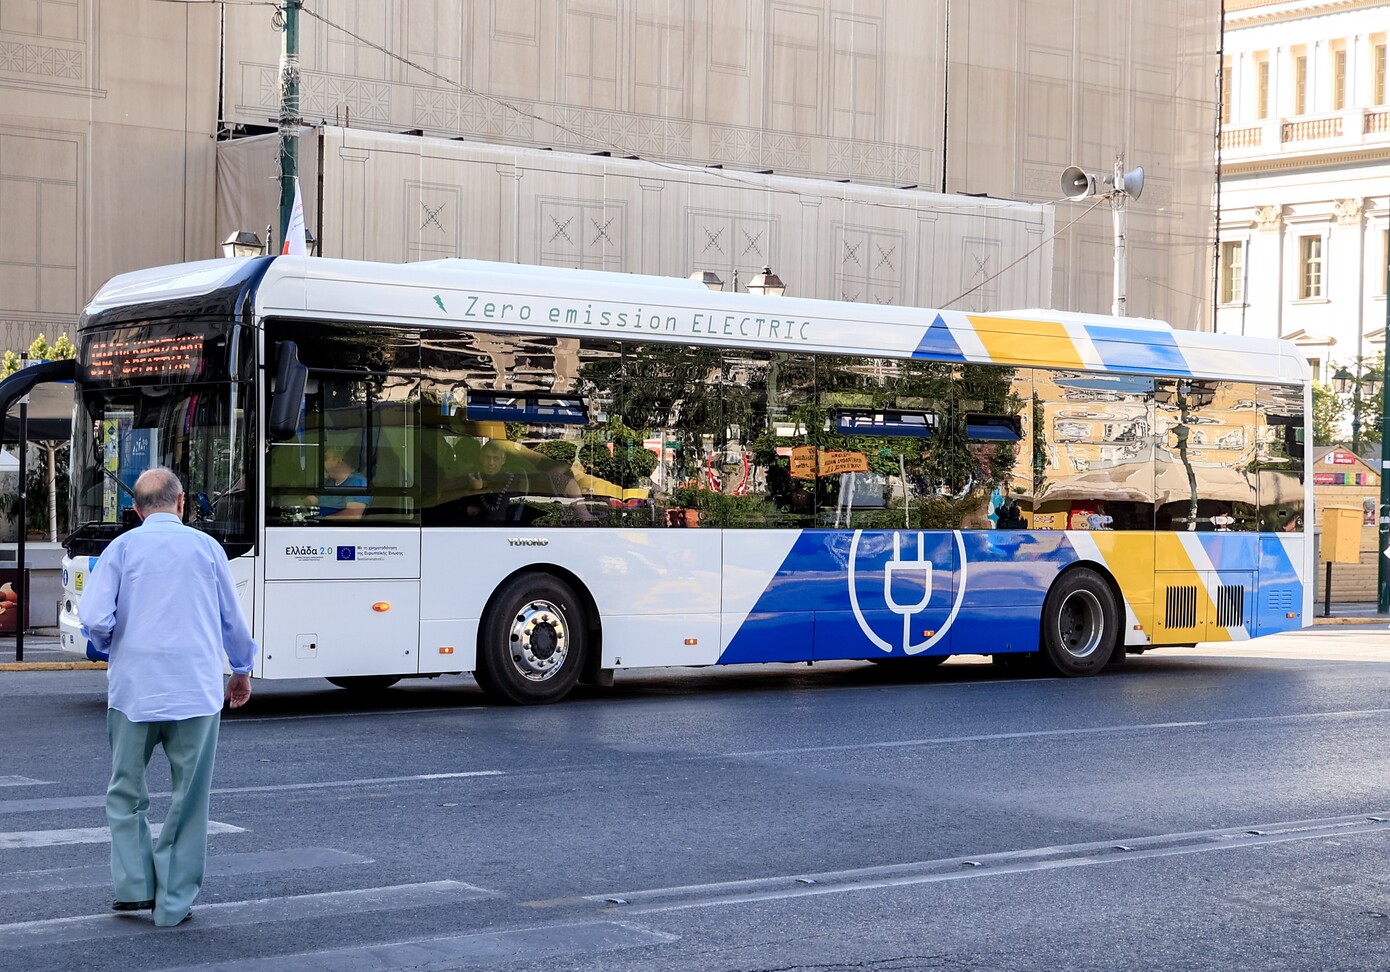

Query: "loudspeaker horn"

xmin=1060 ymin=166 xmax=1094 ymax=199
xmin=1103 ymin=166 xmax=1145 ymax=200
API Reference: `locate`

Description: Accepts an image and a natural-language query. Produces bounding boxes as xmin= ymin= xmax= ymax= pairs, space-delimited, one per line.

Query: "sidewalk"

xmin=0 ymin=629 xmax=103 ymax=670
xmin=1312 ymin=602 xmax=1390 ymax=625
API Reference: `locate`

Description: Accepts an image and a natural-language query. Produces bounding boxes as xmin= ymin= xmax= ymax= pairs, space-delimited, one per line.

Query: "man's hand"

xmin=225 ymin=673 xmax=252 ymax=709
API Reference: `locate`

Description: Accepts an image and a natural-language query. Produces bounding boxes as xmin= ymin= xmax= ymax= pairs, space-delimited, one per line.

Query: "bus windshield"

xmin=69 ymin=382 xmax=253 ymax=555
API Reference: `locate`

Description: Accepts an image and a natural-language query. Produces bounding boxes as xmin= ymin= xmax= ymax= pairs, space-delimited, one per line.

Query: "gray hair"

xmin=133 ymin=467 xmax=184 ymax=513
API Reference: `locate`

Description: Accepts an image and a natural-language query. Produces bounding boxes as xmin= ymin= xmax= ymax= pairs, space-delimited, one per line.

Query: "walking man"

xmin=78 ymin=467 xmax=257 ymax=926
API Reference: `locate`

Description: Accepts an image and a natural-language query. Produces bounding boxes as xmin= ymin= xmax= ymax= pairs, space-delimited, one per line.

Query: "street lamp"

xmin=689 ymin=265 xmax=786 ymax=296
xmin=746 ymin=265 xmax=786 ymax=297
xmin=221 ymin=231 xmax=264 ymax=259
xmin=1331 ymin=360 xmax=1383 ymax=455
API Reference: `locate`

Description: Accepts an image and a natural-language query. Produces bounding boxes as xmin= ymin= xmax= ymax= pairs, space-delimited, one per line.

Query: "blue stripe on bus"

xmin=1254 ymin=536 xmax=1304 ymax=636
xmin=720 ymin=529 xmax=1305 ymax=662
xmin=1084 ymin=325 xmax=1190 ymax=376
xmin=719 ymin=529 xmax=1082 ymax=664
xmin=911 ymin=314 xmax=967 ymax=362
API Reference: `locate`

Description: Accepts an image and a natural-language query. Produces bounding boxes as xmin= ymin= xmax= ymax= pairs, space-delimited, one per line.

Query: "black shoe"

xmin=112 ymin=899 xmax=154 ymax=912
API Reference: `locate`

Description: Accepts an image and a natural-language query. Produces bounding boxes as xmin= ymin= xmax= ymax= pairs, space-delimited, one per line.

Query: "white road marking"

xmin=722 ymin=707 xmax=1390 ymax=757
xmin=0 ymin=777 xmax=48 ymax=788
xmin=0 ymin=881 xmax=495 ymax=949
xmin=0 ymin=821 xmax=243 ymax=850
xmin=587 ymin=812 xmax=1390 ymax=915
xmin=147 ymin=920 xmax=677 ymax=972
xmin=0 ymin=770 xmax=504 ymax=815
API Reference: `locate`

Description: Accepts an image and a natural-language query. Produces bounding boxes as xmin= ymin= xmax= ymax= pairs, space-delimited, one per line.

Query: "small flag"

xmin=282 ymin=178 xmax=307 ymax=256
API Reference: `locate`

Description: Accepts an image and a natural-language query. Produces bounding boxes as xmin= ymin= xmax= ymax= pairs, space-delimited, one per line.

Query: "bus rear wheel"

xmin=1040 ymin=568 xmax=1118 ymax=677
xmin=475 ymin=573 xmax=588 ymax=705
xmin=326 ymin=675 xmax=401 ymax=693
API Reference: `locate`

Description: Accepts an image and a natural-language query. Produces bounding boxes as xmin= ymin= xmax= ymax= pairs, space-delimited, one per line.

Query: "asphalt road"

xmin=4 ymin=625 xmax=1390 ymax=972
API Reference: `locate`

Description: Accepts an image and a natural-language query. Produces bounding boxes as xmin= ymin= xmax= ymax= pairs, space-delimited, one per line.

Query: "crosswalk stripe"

xmin=0 ymin=847 xmax=371 ymax=894
xmin=0 ymin=821 xmax=243 ymax=850
xmin=148 ymin=920 xmax=679 ymax=972
xmin=0 ymin=777 xmax=48 ymax=788
xmin=0 ymin=881 xmax=493 ymax=950
xmin=0 ymin=770 xmax=504 ymax=815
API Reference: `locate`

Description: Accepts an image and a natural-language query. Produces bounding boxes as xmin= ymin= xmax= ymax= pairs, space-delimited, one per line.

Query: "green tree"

xmin=1311 ymin=381 xmax=1347 ymax=446
xmin=1 ymin=332 xmax=75 ymax=378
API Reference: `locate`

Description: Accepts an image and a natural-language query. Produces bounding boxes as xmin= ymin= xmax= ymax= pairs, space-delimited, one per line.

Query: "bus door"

xmin=262 ymin=361 xmax=422 ymax=679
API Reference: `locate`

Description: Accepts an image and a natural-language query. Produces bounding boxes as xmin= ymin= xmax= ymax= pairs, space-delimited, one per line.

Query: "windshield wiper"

xmin=98 ymin=465 xmax=136 ymax=499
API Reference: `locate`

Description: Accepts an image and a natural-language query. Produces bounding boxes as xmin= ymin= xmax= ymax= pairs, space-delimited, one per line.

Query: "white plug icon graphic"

xmin=884 ymin=532 xmax=933 ymax=653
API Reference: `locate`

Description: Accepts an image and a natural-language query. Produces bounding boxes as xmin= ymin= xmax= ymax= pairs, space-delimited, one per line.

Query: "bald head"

xmin=133 ymin=467 xmax=184 ymax=517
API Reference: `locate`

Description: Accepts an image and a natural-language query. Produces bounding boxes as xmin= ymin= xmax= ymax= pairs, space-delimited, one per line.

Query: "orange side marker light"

xmin=684 ymin=638 xmax=699 ymax=646
xmin=372 ymin=601 xmax=391 ymax=612
xmin=439 ymin=645 xmax=455 ymax=655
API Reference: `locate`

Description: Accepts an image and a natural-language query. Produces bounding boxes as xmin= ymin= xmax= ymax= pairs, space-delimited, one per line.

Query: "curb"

xmin=0 ymin=661 xmax=106 ymax=671
xmin=1313 ymin=617 xmax=1389 ymax=626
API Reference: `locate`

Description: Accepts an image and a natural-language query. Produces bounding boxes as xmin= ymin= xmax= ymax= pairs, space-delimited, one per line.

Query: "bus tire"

xmin=476 ymin=573 xmax=587 ymax=705
xmin=1040 ymin=568 xmax=1119 ymax=677
xmin=326 ymin=675 xmax=401 ymax=692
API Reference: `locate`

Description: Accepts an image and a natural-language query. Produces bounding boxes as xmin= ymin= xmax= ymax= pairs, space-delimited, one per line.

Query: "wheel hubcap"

xmin=1057 ymin=589 xmax=1104 ymax=659
xmin=508 ymin=599 xmax=569 ymax=681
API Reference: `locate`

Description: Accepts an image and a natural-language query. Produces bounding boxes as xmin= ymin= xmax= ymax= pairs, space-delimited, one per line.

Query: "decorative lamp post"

xmin=688 ymin=266 xmax=787 ymax=296
xmin=222 ymin=232 xmax=264 ymax=259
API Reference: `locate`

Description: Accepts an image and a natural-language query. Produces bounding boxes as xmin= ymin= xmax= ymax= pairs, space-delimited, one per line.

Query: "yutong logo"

xmin=508 ymin=537 xmax=549 ymax=547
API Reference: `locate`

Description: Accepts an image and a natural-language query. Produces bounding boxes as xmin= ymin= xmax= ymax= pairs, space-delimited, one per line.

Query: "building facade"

xmin=1215 ymin=0 xmax=1390 ymax=389
xmin=1 ymin=0 xmax=1219 ymax=352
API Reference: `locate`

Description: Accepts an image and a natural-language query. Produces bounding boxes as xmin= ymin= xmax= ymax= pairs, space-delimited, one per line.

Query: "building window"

xmin=1220 ymin=241 xmax=1244 ymax=304
xmin=1294 ymin=55 xmax=1308 ymax=114
xmin=1257 ymin=58 xmax=1270 ymax=118
xmin=1333 ymin=48 xmax=1347 ymax=110
xmin=1221 ymin=57 xmax=1232 ymax=124
xmin=1299 ymin=235 xmax=1323 ymax=299
xmin=1376 ymin=44 xmax=1387 ymax=105
xmin=1308 ymin=357 xmax=1321 ymax=383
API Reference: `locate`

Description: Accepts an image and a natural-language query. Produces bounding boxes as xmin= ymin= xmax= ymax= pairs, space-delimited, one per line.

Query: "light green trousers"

xmin=106 ymin=709 xmax=221 ymax=926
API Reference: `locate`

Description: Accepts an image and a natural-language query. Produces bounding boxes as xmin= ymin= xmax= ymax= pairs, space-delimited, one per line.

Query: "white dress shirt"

xmin=78 ymin=512 xmax=258 ymax=722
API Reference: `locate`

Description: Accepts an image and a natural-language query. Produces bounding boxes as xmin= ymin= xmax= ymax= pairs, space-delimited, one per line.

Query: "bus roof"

xmin=89 ymin=256 xmax=1309 ymax=385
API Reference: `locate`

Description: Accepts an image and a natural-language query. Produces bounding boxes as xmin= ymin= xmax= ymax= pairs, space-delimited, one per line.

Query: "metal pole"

xmin=1379 ymin=248 xmax=1390 ymax=612
xmin=1351 ymin=361 xmax=1363 ymax=456
xmin=1112 ymin=155 xmax=1128 ymax=317
xmin=1324 ymin=561 xmax=1333 ymax=618
xmin=45 ymin=443 xmax=56 ymax=544
xmin=277 ymin=0 xmax=302 ymax=251
xmin=15 ymin=398 xmax=26 ymax=661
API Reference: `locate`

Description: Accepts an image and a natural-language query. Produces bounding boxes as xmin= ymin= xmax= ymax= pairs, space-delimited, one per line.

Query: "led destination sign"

xmin=85 ymin=334 xmax=206 ymax=380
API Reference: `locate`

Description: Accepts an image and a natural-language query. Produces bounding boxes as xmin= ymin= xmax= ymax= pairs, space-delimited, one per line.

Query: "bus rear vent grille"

xmin=1214 ymin=585 xmax=1245 ymax=628
xmin=1165 ymin=586 xmax=1199 ymax=629
xmin=1266 ymin=588 xmax=1295 ymax=613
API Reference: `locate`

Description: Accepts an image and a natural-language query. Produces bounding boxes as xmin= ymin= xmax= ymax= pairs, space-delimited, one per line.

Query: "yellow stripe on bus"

xmin=1151 ymin=533 xmax=1232 ymax=643
xmin=1087 ymin=533 xmax=1156 ymax=636
xmin=967 ymin=316 xmax=1085 ymax=370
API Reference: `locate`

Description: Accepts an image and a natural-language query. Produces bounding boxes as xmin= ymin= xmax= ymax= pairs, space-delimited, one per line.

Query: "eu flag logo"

xmin=336 ymin=546 xmax=356 ymax=561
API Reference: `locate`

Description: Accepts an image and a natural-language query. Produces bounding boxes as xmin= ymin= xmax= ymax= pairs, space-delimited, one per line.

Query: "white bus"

xmin=25 ymin=256 xmax=1309 ymax=703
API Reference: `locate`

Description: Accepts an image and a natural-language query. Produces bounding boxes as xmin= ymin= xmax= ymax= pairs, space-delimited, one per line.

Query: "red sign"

xmin=1325 ymin=450 xmax=1356 ymax=465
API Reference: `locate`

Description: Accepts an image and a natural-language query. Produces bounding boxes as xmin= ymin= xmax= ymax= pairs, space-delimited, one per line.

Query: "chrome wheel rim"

xmin=508 ymin=599 xmax=569 ymax=681
xmin=1057 ymin=589 xmax=1104 ymax=659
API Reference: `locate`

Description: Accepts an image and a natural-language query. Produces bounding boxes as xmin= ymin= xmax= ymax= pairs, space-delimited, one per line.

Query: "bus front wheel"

xmin=1040 ymin=568 xmax=1119 ymax=677
xmin=475 ymin=573 xmax=588 ymax=705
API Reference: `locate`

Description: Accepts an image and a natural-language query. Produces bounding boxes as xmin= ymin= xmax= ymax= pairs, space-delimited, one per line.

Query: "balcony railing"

xmin=1368 ymin=109 xmax=1390 ymax=135
xmin=1221 ymin=125 xmax=1263 ymax=149
xmin=1282 ymin=115 xmax=1342 ymax=142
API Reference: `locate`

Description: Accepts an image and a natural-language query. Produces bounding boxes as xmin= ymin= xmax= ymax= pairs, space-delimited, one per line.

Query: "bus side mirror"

xmin=268 ymin=341 xmax=308 ymax=441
